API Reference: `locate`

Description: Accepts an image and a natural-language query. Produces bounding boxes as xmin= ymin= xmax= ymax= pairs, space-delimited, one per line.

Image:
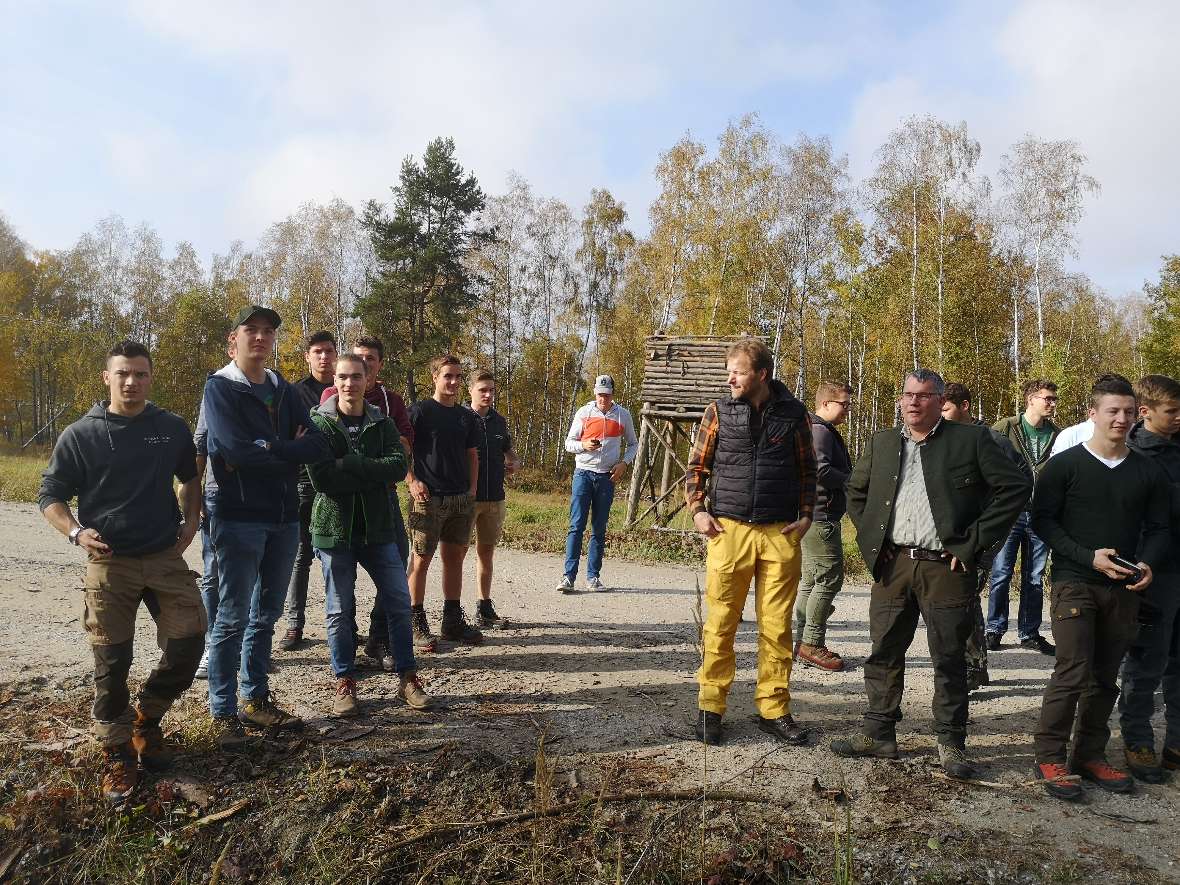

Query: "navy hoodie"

xmin=201 ymin=361 xmax=331 ymax=523
xmin=38 ymin=402 xmax=197 ymax=556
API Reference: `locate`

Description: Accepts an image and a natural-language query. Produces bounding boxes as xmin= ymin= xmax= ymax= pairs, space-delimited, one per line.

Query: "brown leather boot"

xmin=101 ymin=744 xmax=139 ymax=803
xmin=797 ymin=643 xmax=845 ymax=671
xmin=131 ymin=707 xmax=173 ymax=771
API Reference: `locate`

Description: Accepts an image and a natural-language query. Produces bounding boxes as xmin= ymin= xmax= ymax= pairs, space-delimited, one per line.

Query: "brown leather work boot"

xmin=132 ymin=707 xmax=173 ymax=771
xmin=797 ymin=643 xmax=845 ymax=671
xmin=101 ymin=744 xmax=140 ymax=803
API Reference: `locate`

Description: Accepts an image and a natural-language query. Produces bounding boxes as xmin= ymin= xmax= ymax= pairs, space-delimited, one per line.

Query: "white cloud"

xmin=841 ymin=0 xmax=1180 ymax=293
xmin=122 ymin=1 xmax=856 ymax=234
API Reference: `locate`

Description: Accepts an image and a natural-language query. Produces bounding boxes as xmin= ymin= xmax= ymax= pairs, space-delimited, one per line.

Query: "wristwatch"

xmin=68 ymin=525 xmax=85 ymax=546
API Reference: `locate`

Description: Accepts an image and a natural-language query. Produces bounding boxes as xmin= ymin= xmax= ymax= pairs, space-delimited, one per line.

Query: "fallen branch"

xmin=208 ymin=837 xmax=234 ymax=885
xmin=188 ymin=798 xmax=252 ymax=830
xmin=329 ymin=789 xmax=781 ymax=885
xmin=932 ymin=771 xmax=1081 ymax=790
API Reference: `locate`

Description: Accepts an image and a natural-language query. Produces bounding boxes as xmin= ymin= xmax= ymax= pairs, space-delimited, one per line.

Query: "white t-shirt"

xmin=1082 ymin=441 xmax=1127 ymax=469
xmin=1050 ymin=419 xmax=1094 ymax=457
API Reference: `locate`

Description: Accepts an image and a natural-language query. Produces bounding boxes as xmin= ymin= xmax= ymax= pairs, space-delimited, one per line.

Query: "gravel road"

xmin=2 ymin=500 xmax=1178 ymax=879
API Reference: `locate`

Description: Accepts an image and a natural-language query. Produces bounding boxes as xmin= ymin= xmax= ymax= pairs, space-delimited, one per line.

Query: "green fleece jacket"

xmin=308 ymin=396 xmax=407 ymax=550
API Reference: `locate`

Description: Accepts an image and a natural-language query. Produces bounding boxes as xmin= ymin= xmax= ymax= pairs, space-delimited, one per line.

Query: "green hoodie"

xmin=308 ymin=395 xmax=407 ymax=550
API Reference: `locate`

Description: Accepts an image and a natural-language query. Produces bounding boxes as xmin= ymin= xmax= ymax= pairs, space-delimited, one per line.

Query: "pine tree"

xmin=356 ymin=137 xmax=491 ymax=401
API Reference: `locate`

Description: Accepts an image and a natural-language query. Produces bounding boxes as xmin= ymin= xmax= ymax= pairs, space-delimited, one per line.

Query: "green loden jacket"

xmin=308 ymin=395 xmax=407 ymax=550
xmin=846 ymin=420 xmax=1032 ymax=580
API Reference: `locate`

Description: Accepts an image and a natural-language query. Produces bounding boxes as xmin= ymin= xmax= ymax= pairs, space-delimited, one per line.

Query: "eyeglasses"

xmin=826 ymin=400 xmax=853 ymax=408
xmin=901 ymin=392 xmax=939 ymax=402
xmin=1034 ymin=395 xmax=1059 ymax=404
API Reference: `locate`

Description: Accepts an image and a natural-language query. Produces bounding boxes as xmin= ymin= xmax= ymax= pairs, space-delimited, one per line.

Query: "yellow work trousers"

xmin=698 ymin=518 xmax=802 ymax=719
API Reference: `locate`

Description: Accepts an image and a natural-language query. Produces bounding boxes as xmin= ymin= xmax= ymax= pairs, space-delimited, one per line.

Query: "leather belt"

xmin=891 ymin=544 xmax=949 ymax=563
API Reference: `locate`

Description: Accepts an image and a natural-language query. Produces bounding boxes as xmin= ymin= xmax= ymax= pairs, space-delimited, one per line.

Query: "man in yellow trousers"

xmin=686 ymin=338 xmax=817 ymax=745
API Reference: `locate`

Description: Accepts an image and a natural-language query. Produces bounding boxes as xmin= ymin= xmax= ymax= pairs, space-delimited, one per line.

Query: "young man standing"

xmin=280 ymin=331 xmax=337 ymax=651
xmin=686 ymin=339 xmax=816 ymax=746
xmin=941 ymin=383 xmax=1031 ymax=690
xmin=833 ymin=370 xmax=1030 ymax=778
xmin=1031 ymin=374 xmax=1169 ymax=799
xmin=987 ymin=379 xmax=1061 ymax=655
xmin=307 ymin=354 xmax=430 ymax=716
xmin=39 ymin=341 xmax=203 ymax=801
xmin=406 ymin=355 xmax=482 ymax=650
xmin=320 ymin=336 xmax=415 ymax=669
xmin=465 ymin=369 xmax=519 ymax=629
xmin=201 ymin=305 xmax=330 ymax=746
xmin=1118 ymin=375 xmax=1180 ymax=782
xmin=794 ymin=380 xmax=853 ymax=672
xmin=558 ymin=375 xmax=638 ymax=592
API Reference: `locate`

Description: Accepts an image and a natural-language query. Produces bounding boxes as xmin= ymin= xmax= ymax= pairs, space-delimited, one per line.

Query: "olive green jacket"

xmin=847 ymin=420 xmax=1032 ymax=579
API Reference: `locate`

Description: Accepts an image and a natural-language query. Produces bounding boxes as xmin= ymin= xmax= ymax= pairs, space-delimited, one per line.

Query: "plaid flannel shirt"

xmin=685 ymin=400 xmax=817 ymax=521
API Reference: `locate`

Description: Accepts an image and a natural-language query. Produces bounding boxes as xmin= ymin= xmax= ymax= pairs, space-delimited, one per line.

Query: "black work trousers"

xmin=862 ymin=554 xmax=975 ymax=746
xmin=1033 ymin=579 xmax=1140 ymax=765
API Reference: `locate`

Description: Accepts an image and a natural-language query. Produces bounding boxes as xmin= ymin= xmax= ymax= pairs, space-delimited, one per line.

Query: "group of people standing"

xmin=687 ymin=339 xmax=1179 ymax=801
xmin=35 ymin=308 xmax=1179 ymax=809
xmin=41 ymin=304 xmax=624 ymax=801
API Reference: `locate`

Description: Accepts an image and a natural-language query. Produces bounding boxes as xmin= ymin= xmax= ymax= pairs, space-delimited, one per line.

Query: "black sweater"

xmin=1031 ymin=444 xmax=1171 ymax=585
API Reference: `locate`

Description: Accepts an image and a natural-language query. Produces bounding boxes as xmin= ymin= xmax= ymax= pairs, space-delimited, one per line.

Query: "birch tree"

xmin=999 ymin=135 xmax=1100 ymax=364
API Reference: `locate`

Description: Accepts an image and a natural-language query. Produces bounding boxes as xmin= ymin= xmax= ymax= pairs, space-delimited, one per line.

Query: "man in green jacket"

xmin=308 ymin=354 xmax=430 ymax=717
xmin=986 ymin=378 xmax=1061 ymax=654
xmin=831 ymin=369 xmax=1031 ymax=778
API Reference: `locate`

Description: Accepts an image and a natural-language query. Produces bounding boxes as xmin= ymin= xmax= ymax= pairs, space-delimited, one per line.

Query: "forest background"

xmin=2 ymin=112 xmax=1178 ymax=478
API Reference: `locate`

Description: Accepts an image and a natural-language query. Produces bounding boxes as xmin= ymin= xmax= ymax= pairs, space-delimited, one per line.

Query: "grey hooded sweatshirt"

xmin=38 ymin=402 xmax=198 ymax=556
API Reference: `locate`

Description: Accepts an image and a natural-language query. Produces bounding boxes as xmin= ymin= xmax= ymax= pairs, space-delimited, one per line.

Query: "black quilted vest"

xmin=710 ymin=380 xmax=807 ymax=524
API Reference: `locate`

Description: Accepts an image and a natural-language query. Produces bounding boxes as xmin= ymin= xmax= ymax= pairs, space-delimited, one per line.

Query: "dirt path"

xmin=2 ymin=500 xmax=1178 ymax=881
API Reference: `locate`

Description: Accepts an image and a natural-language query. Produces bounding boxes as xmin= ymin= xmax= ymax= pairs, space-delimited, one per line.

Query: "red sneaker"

xmin=1034 ymin=762 xmax=1083 ymax=801
xmin=1075 ymin=759 xmax=1134 ymax=793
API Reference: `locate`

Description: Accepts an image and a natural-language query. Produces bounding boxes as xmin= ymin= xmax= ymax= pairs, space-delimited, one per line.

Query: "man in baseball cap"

xmin=200 ymin=303 xmax=330 ymax=748
xmin=558 ymin=373 xmax=638 ymax=592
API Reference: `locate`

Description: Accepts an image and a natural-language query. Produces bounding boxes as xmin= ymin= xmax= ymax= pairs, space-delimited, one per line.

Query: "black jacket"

xmin=1128 ymin=421 xmax=1180 ymax=574
xmin=294 ymin=375 xmax=333 ymax=498
xmin=810 ymin=413 xmax=851 ymax=522
xmin=709 ymin=380 xmax=812 ymax=525
xmin=847 ymin=420 xmax=1032 ymax=579
xmin=466 ymin=406 xmax=513 ymax=503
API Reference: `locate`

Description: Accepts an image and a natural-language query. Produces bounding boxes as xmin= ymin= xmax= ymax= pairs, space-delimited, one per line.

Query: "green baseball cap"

xmin=232 ymin=304 xmax=282 ymax=329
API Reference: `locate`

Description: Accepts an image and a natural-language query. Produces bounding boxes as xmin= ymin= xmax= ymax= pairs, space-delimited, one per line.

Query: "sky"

xmin=2 ymin=0 xmax=1178 ymax=296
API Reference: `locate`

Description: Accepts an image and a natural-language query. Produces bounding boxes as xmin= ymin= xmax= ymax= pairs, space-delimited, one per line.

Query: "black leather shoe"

xmin=1020 ymin=635 xmax=1055 ymax=655
xmin=985 ymin=632 xmax=1001 ymax=651
xmin=695 ymin=711 xmax=723 ymax=745
xmin=757 ymin=714 xmax=808 ymax=746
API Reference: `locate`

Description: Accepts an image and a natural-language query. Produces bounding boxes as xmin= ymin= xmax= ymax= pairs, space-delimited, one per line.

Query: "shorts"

xmin=471 ymin=499 xmax=507 ymax=547
xmin=82 ymin=549 xmax=206 ymax=646
xmin=409 ymin=493 xmax=475 ymax=556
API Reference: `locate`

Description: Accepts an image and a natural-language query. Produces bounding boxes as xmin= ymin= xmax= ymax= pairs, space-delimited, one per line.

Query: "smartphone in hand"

xmin=1110 ymin=554 xmax=1143 ymax=584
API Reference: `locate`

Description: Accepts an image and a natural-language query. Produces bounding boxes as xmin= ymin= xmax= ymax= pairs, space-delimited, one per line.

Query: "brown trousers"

xmin=83 ymin=550 xmax=205 ymax=746
xmin=862 ymin=554 xmax=976 ymax=745
xmin=1033 ymin=579 xmax=1140 ymax=764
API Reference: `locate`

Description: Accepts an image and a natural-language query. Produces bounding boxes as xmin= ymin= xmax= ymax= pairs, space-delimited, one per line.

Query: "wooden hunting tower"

xmin=624 ymin=334 xmax=763 ymax=530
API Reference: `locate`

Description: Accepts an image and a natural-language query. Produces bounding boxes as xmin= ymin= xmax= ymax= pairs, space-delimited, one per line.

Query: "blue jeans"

xmin=206 ymin=518 xmax=299 ymax=718
xmin=316 ymin=543 xmax=416 ymax=678
xmin=563 ymin=469 xmax=615 ymax=581
xmin=199 ymin=515 xmax=219 ymax=646
xmin=986 ymin=511 xmax=1049 ymax=640
xmin=1118 ymin=576 xmax=1180 ymax=750
xmin=200 ymin=508 xmax=260 ymax=669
